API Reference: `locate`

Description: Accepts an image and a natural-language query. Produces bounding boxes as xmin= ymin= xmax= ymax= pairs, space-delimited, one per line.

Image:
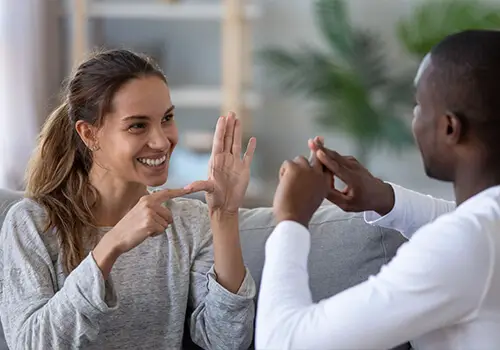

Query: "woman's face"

xmin=92 ymin=75 xmax=178 ymax=187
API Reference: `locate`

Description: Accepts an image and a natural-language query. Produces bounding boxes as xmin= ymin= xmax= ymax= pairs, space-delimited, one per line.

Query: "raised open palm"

xmin=187 ymin=112 xmax=256 ymax=214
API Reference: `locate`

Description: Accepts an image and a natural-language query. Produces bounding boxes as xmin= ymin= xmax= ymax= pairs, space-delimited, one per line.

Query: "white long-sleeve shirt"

xmin=256 ymin=184 xmax=500 ymax=350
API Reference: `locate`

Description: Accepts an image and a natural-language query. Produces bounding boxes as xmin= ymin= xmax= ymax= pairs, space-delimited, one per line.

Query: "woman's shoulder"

xmin=1 ymin=198 xmax=57 ymax=251
xmin=3 ymin=197 xmax=48 ymax=226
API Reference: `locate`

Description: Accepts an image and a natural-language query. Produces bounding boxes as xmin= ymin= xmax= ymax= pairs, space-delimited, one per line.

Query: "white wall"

xmin=74 ymin=0 xmax=455 ymax=200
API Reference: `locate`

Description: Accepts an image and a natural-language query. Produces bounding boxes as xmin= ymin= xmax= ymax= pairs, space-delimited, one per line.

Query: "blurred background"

xmin=2 ymin=0 xmax=500 ymax=207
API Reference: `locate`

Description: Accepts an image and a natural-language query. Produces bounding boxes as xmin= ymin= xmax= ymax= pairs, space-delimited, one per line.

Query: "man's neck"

xmin=454 ymin=162 xmax=500 ymax=205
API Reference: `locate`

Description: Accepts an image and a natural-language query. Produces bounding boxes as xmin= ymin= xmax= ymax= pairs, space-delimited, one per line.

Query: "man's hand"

xmin=309 ymin=140 xmax=395 ymax=216
xmin=273 ymin=155 xmax=329 ymax=228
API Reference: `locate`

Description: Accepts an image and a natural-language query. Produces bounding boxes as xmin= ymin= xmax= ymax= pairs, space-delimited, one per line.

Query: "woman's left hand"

xmin=186 ymin=112 xmax=256 ymax=215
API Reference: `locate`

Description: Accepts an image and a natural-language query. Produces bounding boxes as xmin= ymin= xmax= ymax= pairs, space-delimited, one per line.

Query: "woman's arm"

xmin=0 ymin=202 xmax=118 ymax=349
xmin=210 ymin=212 xmax=246 ymax=293
xmin=186 ymin=201 xmax=255 ymax=350
xmin=184 ymin=112 xmax=258 ymax=349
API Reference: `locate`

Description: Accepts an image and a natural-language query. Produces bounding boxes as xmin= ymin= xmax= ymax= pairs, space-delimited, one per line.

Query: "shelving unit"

xmin=84 ymin=2 xmax=261 ymax=20
xmin=64 ymin=0 xmax=261 ymax=135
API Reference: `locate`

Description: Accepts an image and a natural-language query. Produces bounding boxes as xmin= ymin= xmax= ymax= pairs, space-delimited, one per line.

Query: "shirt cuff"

xmin=63 ymin=252 xmax=119 ymax=319
xmin=207 ymin=266 xmax=256 ymax=308
xmin=364 ymin=183 xmax=404 ymax=226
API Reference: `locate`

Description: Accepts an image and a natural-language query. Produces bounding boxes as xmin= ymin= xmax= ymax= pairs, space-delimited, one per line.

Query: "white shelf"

xmin=63 ymin=2 xmax=262 ymax=20
xmin=170 ymin=86 xmax=261 ymax=109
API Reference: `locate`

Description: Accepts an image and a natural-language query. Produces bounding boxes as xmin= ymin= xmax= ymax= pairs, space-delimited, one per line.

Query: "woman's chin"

xmin=135 ymin=162 xmax=170 ymax=187
xmin=144 ymin=173 xmax=169 ymax=188
xmin=136 ymin=171 xmax=169 ymax=188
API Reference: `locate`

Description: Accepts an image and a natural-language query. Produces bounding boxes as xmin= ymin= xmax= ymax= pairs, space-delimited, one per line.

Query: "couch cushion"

xmin=0 ymin=189 xmax=22 ymax=350
xmin=0 ymin=188 xmax=23 ymax=227
xmin=239 ymin=204 xmax=407 ymax=301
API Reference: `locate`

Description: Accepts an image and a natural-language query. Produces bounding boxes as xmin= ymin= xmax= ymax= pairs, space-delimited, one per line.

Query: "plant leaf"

xmin=397 ymin=0 xmax=500 ymax=58
xmin=314 ymin=0 xmax=354 ymax=61
xmin=349 ymin=30 xmax=390 ymax=90
xmin=258 ymin=0 xmax=415 ymax=158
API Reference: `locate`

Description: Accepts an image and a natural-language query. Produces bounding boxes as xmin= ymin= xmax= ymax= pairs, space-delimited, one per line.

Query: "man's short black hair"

xmin=429 ymin=30 xmax=500 ymax=147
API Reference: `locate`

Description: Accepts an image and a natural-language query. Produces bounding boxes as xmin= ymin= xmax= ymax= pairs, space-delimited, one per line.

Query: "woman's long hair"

xmin=25 ymin=49 xmax=166 ymax=273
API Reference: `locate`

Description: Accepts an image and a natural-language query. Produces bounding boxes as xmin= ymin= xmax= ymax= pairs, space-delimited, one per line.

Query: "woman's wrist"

xmin=209 ymin=208 xmax=239 ymax=223
xmin=92 ymin=233 xmax=121 ymax=280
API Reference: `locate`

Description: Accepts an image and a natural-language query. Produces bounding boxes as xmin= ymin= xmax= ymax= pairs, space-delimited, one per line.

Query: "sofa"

xmin=0 ymin=188 xmax=411 ymax=349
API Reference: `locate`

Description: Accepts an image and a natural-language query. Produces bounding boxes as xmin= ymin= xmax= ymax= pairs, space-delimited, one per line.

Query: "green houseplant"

xmin=260 ymin=0 xmax=414 ymax=165
xmin=397 ymin=0 xmax=500 ymax=59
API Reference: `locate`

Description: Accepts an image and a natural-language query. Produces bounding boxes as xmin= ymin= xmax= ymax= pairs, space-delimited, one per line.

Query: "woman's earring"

xmin=89 ymin=144 xmax=100 ymax=152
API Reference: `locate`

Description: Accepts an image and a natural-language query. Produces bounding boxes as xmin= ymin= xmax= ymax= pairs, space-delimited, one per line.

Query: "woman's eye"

xmin=162 ymin=114 xmax=174 ymax=123
xmin=129 ymin=123 xmax=146 ymax=131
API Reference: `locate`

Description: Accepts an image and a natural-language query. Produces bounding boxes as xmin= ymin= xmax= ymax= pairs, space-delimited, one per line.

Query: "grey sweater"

xmin=0 ymin=197 xmax=256 ymax=349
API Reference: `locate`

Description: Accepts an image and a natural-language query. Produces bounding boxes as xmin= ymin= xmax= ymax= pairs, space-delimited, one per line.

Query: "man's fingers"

xmin=293 ymin=156 xmax=310 ymax=168
xmin=279 ymin=160 xmax=296 ymax=179
xmin=308 ymin=139 xmax=319 ymax=153
xmin=309 ymin=149 xmax=324 ymax=173
xmin=326 ymin=189 xmax=350 ymax=208
xmin=308 ymin=139 xmax=317 ymax=162
xmin=212 ymin=116 xmax=226 ymax=155
xmin=315 ymin=146 xmax=354 ymax=169
xmin=308 ymin=136 xmax=325 ymax=152
xmin=223 ymin=112 xmax=236 ymax=153
xmin=243 ymin=137 xmax=257 ymax=167
xmin=184 ymin=180 xmax=216 ymax=194
xmin=307 ymin=138 xmax=327 ymax=173
xmin=314 ymin=136 xmax=324 ymax=146
xmin=316 ymin=150 xmax=350 ymax=182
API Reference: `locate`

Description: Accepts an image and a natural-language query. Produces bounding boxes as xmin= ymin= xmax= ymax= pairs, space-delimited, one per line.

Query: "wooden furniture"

xmin=64 ymin=0 xmax=261 ymax=136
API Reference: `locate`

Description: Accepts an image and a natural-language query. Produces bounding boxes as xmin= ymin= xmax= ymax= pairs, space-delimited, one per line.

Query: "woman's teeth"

xmin=138 ymin=155 xmax=167 ymax=167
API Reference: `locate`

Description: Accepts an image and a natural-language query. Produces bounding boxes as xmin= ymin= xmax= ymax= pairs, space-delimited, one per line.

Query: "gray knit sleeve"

xmin=0 ymin=201 xmax=118 ymax=349
xmin=185 ymin=200 xmax=256 ymax=350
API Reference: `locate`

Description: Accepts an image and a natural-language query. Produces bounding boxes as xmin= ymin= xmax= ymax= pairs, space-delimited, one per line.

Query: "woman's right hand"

xmin=92 ymin=186 xmax=207 ymax=278
xmin=110 ymin=188 xmax=193 ymax=254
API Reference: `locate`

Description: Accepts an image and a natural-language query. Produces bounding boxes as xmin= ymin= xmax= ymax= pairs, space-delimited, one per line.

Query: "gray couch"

xmin=0 ymin=188 xmax=411 ymax=349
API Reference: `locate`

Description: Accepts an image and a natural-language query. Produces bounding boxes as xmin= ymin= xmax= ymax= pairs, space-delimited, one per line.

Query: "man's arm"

xmin=256 ymin=215 xmax=490 ymax=349
xmin=309 ymin=143 xmax=456 ymax=239
xmin=364 ymin=183 xmax=456 ymax=239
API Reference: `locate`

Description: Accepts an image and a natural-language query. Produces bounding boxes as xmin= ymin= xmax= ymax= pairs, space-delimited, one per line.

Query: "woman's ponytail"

xmin=25 ymin=102 xmax=98 ymax=273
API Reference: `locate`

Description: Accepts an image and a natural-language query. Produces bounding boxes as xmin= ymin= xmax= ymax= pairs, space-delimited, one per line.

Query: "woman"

xmin=0 ymin=49 xmax=257 ymax=349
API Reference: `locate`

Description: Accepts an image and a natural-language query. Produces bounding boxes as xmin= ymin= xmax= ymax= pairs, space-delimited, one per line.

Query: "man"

xmin=256 ymin=30 xmax=500 ymax=349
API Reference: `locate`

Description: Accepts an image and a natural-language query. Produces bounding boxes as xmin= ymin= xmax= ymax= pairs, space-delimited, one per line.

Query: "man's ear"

xmin=75 ymin=120 xmax=99 ymax=150
xmin=444 ymin=111 xmax=465 ymax=145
